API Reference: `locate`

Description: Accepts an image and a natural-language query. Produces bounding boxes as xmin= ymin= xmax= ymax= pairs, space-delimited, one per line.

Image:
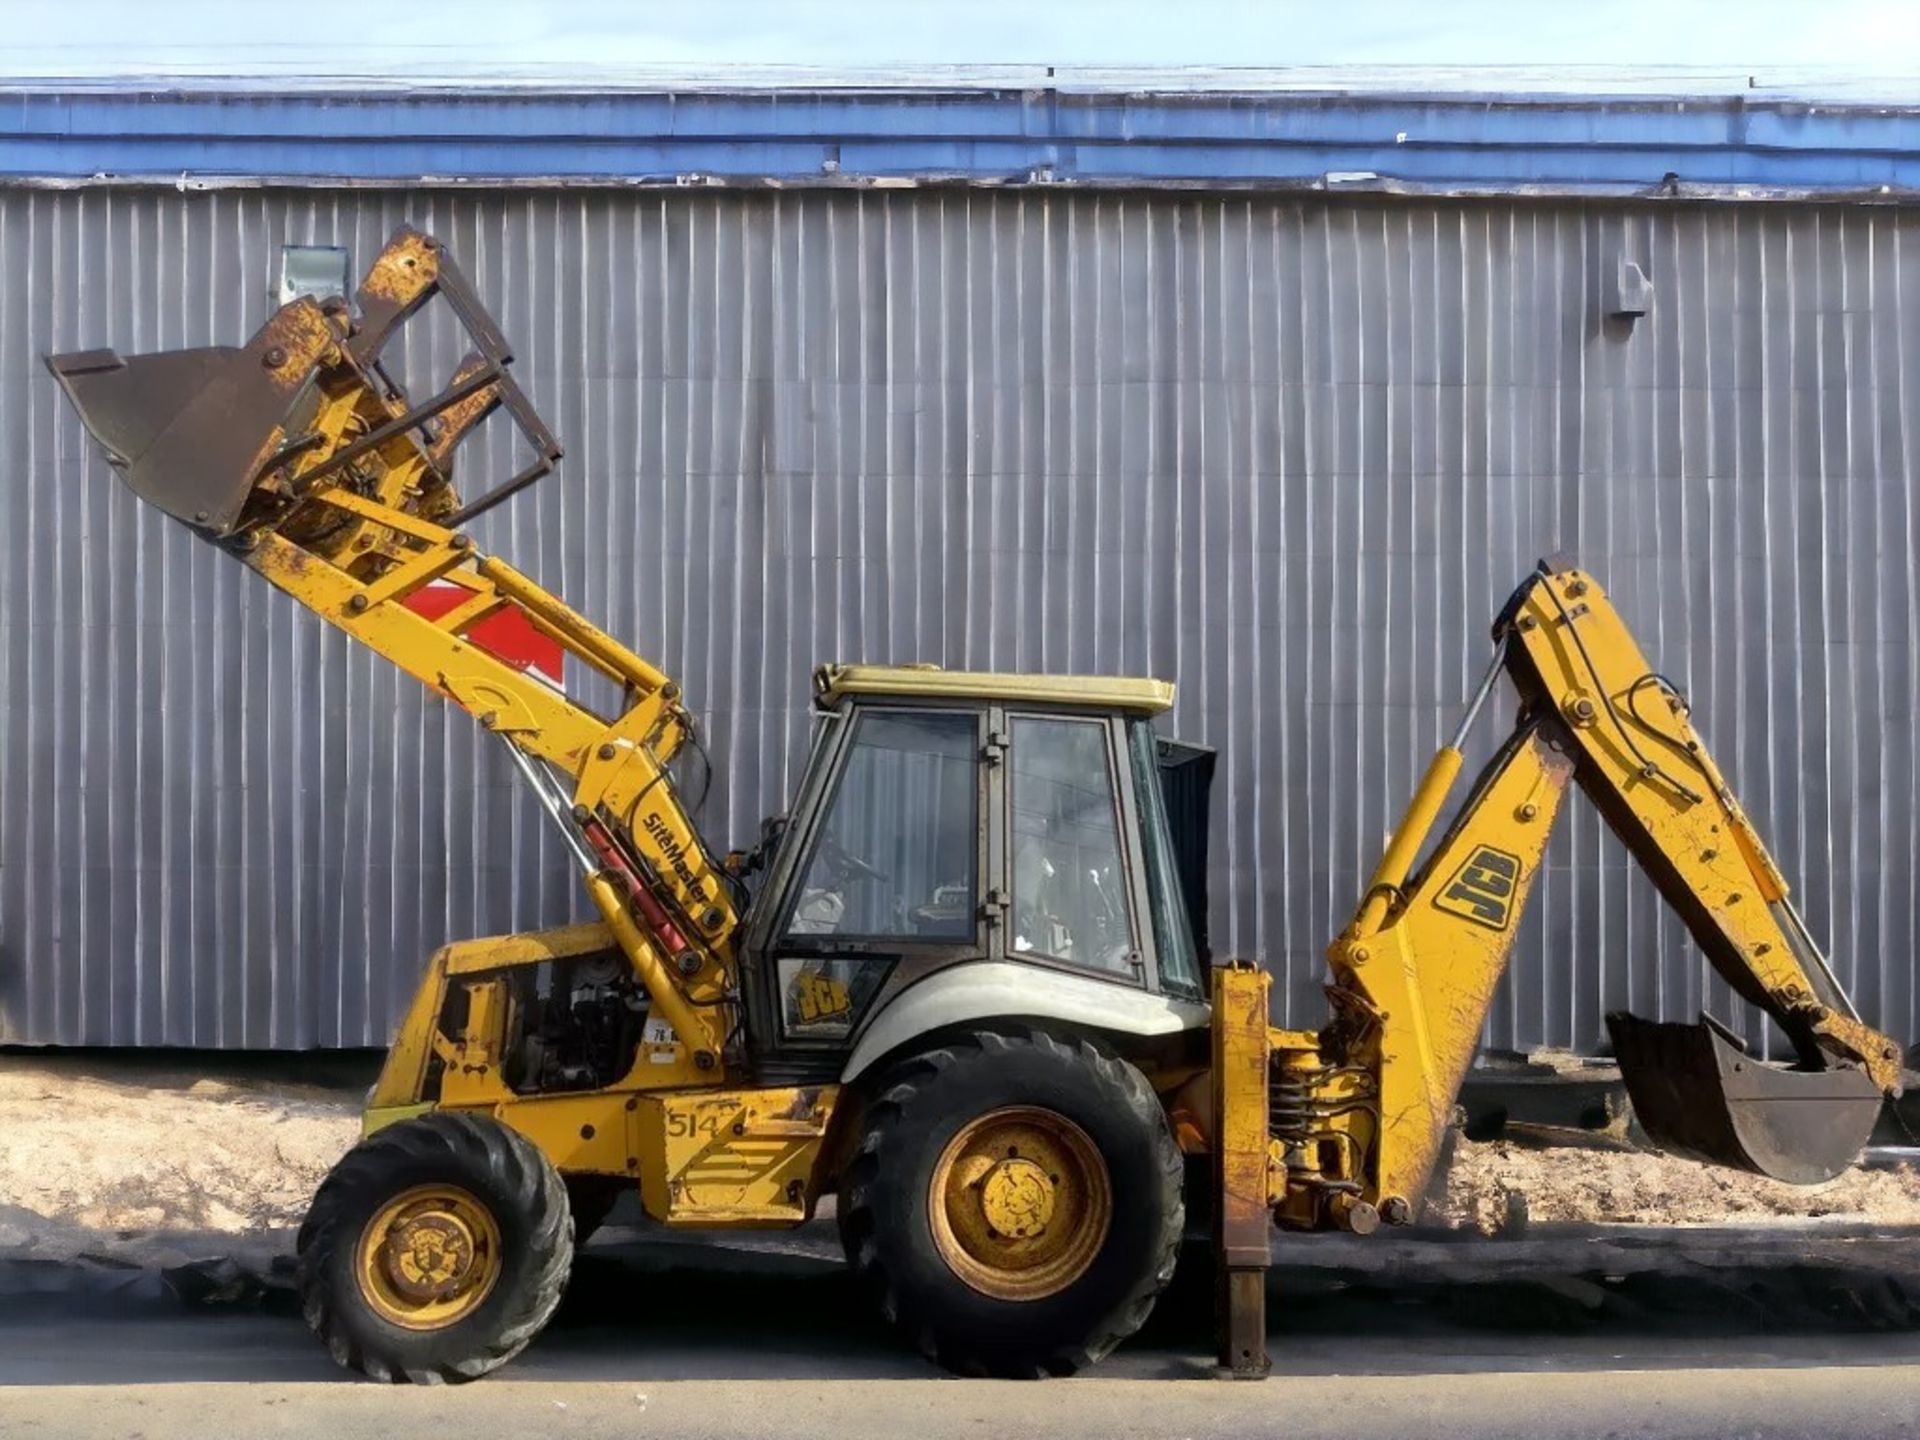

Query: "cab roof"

xmin=813 ymin=664 xmax=1174 ymax=715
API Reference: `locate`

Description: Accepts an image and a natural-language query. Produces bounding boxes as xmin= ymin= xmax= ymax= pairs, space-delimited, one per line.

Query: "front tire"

xmin=839 ymin=1028 xmax=1183 ymax=1377
xmin=564 ymin=1177 xmax=625 ymax=1249
xmin=297 ymin=1112 xmax=572 ymax=1384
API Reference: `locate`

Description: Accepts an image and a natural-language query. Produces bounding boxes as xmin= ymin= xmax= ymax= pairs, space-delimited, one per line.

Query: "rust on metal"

xmin=1210 ymin=962 xmax=1272 ymax=1378
xmin=427 ymin=354 xmax=504 ymax=472
xmin=351 ymin=227 xmax=442 ymax=358
xmin=43 ymin=295 xmax=339 ymax=535
xmin=779 ymin=1086 xmax=823 ymax=1121
xmin=1609 ymin=1012 xmax=1884 ymax=1185
xmin=45 ymin=224 xmax=561 ymax=548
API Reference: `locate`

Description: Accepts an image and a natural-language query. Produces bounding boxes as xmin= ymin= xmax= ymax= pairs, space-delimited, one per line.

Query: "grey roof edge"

xmin=10 ymin=171 xmax=1918 ymax=208
xmin=9 ymin=82 xmax=1920 ymax=199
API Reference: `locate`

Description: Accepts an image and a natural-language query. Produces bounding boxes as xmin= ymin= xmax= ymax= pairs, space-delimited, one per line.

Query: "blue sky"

xmin=6 ymin=0 xmax=1919 ymax=89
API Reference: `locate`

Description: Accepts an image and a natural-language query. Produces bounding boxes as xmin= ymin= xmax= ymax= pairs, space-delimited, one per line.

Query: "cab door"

xmin=744 ymin=704 xmax=989 ymax=1080
xmin=1001 ymin=710 xmax=1149 ymax=988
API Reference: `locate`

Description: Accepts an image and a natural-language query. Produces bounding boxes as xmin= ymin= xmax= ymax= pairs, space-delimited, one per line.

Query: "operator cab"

xmin=737 ymin=665 xmax=1212 ymax=1083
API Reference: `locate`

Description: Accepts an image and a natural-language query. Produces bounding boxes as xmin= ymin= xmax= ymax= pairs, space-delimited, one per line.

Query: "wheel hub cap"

xmin=979 ymin=1157 xmax=1056 ymax=1239
xmin=382 ymin=1210 xmax=480 ymax=1302
xmin=355 ymin=1183 xmax=504 ymax=1330
xmin=928 ymin=1106 xmax=1113 ymax=1301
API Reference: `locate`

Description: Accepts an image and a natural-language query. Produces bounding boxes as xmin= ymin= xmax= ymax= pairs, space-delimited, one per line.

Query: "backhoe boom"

xmin=1213 ymin=558 xmax=1900 ymax=1371
xmin=1349 ymin=559 xmax=1904 ymax=1183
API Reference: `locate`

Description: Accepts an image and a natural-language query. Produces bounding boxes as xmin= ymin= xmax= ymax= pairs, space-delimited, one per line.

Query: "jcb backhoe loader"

xmin=48 ymin=226 xmax=1902 ymax=1383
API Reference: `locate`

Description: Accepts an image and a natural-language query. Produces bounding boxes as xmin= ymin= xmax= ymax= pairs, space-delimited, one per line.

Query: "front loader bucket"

xmin=48 ymin=227 xmax=563 ymax=547
xmin=1607 ymin=1011 xmax=1882 ymax=1184
xmin=46 ymin=302 xmax=330 ymax=536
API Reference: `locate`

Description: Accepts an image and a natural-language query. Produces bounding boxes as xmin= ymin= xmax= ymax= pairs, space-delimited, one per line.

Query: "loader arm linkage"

xmin=47 ymin=226 xmax=739 ymax=1080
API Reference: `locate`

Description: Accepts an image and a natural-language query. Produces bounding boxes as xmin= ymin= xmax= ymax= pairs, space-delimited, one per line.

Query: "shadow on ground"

xmin=566 ymin=1224 xmax=1920 ymax=1378
xmin=7 ymin=1220 xmax=1920 ymax=1386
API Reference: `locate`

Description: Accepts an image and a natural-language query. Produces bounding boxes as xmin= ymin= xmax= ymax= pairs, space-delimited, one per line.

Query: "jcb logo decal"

xmin=1434 ymin=846 xmax=1522 ymax=930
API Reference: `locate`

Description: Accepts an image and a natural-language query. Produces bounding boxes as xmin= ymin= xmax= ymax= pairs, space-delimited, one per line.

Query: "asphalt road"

xmin=3 ymin=1228 xmax=1919 ymax=1438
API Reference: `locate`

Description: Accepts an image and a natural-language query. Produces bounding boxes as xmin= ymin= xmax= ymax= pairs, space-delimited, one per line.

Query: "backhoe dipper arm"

xmin=1238 ymin=558 xmax=1900 ymax=1244
xmin=47 ymin=226 xmax=738 ymax=1070
xmin=1498 ymin=560 xmax=1901 ymax=1092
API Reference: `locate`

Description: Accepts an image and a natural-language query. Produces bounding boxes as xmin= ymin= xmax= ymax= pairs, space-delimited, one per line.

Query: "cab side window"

xmin=1008 ymin=716 xmax=1137 ymax=975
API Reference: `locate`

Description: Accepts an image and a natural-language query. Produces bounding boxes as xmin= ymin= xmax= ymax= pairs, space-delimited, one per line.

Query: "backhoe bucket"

xmin=46 ymin=307 xmax=326 ymax=537
xmin=1607 ymin=1011 xmax=1882 ymax=1184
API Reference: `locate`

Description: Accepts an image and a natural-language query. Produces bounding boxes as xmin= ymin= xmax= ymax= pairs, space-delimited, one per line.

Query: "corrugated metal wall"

xmin=3 ymin=186 xmax=1915 ymax=1053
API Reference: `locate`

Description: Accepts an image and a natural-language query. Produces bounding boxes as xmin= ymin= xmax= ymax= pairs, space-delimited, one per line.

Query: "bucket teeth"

xmin=1608 ymin=1011 xmax=1881 ymax=1185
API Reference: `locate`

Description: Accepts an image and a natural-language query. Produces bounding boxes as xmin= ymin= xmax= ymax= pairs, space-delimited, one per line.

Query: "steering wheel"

xmin=821 ymin=833 xmax=889 ymax=885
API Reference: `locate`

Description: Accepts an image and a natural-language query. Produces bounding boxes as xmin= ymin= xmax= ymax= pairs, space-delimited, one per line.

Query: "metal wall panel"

xmin=2 ymin=186 xmax=1915 ymax=1054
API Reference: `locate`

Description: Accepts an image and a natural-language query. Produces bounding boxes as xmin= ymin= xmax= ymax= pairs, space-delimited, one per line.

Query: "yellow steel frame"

xmin=1257 ymin=560 xmax=1902 ymax=1232
xmin=191 ymin=228 xmax=832 ymax=1224
xmin=1210 ymin=963 xmax=1274 ymax=1376
xmin=1318 ymin=726 xmax=1574 ymax=1216
xmin=815 ymin=663 xmax=1175 ymax=714
xmin=70 ymin=223 xmax=1900 ymax=1272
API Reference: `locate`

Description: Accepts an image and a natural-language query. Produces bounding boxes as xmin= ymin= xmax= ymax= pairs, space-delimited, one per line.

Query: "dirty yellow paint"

xmin=1270 ymin=560 xmax=1899 ymax=1233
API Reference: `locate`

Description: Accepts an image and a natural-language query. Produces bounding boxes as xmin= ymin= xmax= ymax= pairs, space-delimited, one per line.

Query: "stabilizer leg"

xmin=1212 ymin=963 xmax=1272 ymax=1379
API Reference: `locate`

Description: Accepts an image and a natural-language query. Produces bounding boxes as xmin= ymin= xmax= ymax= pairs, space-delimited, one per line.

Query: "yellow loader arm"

xmin=47 ymin=226 xmax=739 ymax=1080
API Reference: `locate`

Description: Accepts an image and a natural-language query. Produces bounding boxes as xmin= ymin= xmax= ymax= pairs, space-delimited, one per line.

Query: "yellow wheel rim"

xmin=355 ymin=1183 xmax=504 ymax=1331
xmin=928 ymin=1106 xmax=1112 ymax=1301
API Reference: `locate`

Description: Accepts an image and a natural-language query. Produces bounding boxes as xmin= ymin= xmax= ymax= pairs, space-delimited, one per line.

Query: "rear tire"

xmin=297 ymin=1112 xmax=572 ymax=1384
xmin=839 ymin=1028 xmax=1183 ymax=1377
